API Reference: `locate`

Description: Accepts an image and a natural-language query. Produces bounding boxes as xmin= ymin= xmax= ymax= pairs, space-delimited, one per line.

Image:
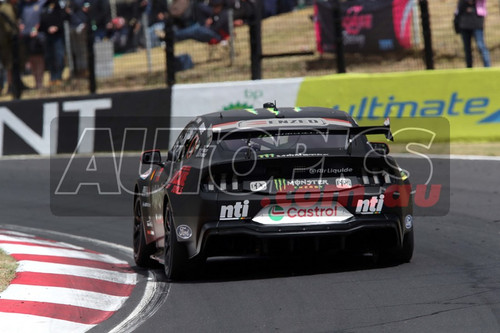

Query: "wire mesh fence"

xmin=1 ymin=0 xmax=499 ymax=101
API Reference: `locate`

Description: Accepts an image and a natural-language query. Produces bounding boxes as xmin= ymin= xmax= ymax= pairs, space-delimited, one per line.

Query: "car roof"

xmin=197 ymin=107 xmax=356 ymax=127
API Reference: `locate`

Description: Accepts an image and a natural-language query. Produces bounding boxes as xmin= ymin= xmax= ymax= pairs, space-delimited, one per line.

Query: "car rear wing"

xmin=212 ymin=117 xmax=393 ymax=143
xmin=347 ymin=118 xmax=393 ymax=142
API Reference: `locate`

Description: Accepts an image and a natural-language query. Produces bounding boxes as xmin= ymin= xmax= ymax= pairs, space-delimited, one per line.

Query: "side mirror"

xmin=370 ymin=142 xmax=390 ymax=155
xmin=141 ymin=150 xmax=162 ymax=165
xmin=166 ymin=150 xmax=173 ymax=162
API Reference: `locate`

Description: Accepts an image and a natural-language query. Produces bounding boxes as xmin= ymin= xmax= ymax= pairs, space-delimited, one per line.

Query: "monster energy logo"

xmin=274 ymin=178 xmax=287 ymax=192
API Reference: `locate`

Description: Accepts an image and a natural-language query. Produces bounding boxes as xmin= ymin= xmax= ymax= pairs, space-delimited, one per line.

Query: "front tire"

xmin=133 ymin=195 xmax=156 ymax=267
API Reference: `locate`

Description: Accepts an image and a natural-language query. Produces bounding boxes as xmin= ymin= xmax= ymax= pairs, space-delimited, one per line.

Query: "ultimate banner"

xmin=315 ymin=0 xmax=414 ymax=54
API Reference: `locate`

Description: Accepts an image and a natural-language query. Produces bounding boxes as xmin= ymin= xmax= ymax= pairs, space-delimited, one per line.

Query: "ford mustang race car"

xmin=133 ymin=104 xmax=414 ymax=280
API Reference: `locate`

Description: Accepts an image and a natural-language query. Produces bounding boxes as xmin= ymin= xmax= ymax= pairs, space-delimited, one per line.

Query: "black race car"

xmin=133 ymin=104 xmax=414 ymax=280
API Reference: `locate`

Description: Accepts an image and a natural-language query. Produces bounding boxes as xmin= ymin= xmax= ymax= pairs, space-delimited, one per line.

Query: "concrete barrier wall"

xmin=1 ymin=69 xmax=499 ymax=157
xmin=297 ymin=68 xmax=500 ymax=141
xmin=0 ymin=89 xmax=171 ymax=156
xmin=173 ymin=68 xmax=500 ymax=142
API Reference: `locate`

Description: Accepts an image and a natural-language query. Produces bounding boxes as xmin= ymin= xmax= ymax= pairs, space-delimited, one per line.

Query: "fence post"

xmin=142 ymin=12 xmax=153 ymax=73
xmin=165 ymin=17 xmax=175 ymax=87
xmin=419 ymin=0 xmax=434 ymax=70
xmin=249 ymin=0 xmax=262 ymax=80
xmin=332 ymin=0 xmax=345 ymax=74
xmin=11 ymin=34 xmax=22 ymax=99
xmin=87 ymin=13 xmax=97 ymax=93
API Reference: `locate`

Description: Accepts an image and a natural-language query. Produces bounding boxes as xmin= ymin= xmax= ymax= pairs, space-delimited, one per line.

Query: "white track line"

xmin=0 ymin=244 xmax=127 ymax=264
xmin=16 ymin=261 xmax=137 ymax=285
xmin=0 ymin=313 xmax=95 ymax=333
xmin=0 ymin=285 xmax=128 ymax=312
xmin=0 ymin=234 xmax=84 ymax=250
xmin=0 ymin=230 xmax=37 ymax=238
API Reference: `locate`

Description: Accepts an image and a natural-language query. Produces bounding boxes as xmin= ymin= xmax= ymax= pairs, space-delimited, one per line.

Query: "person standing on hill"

xmin=0 ymin=0 xmax=22 ymax=93
xmin=19 ymin=0 xmax=47 ymax=89
xmin=39 ymin=0 xmax=66 ymax=85
xmin=456 ymin=0 xmax=491 ymax=68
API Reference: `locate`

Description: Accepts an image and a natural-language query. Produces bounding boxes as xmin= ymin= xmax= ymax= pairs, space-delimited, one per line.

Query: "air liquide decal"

xmin=253 ymin=204 xmax=353 ymax=224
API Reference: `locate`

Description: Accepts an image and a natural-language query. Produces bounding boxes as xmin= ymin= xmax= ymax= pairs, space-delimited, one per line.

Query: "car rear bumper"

xmin=189 ymin=214 xmax=408 ymax=258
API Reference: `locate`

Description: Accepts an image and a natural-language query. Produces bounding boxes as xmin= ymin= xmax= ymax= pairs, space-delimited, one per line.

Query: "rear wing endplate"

xmin=348 ymin=117 xmax=393 ymax=142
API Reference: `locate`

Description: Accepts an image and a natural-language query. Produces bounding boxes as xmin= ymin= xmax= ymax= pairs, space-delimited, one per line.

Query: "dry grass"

xmin=0 ymin=249 xmax=17 ymax=293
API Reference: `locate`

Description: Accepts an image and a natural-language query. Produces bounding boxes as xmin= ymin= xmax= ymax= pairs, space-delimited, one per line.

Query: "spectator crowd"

xmin=1 ymin=0 xmax=297 ymax=94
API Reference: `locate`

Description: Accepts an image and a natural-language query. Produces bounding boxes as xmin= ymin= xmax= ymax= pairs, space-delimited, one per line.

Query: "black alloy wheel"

xmin=133 ymin=195 xmax=156 ymax=267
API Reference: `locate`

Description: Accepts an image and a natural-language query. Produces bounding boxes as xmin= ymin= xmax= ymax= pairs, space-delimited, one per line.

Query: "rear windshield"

xmin=217 ymin=130 xmax=358 ymax=153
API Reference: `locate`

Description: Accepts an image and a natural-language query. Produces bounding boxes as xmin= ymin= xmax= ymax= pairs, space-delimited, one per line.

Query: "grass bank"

xmin=0 ymin=249 xmax=17 ymax=293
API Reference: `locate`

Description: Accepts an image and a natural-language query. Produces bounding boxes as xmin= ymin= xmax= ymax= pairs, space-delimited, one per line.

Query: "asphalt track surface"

xmin=1 ymin=155 xmax=500 ymax=332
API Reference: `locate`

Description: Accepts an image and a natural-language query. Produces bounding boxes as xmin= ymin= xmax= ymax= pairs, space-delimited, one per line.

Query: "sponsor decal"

xmin=176 ymin=225 xmax=193 ymax=240
xmin=274 ymin=178 xmax=329 ymax=192
xmin=220 ymin=200 xmax=250 ymax=220
xmin=141 ymin=186 xmax=149 ymax=197
xmin=250 ymin=181 xmax=267 ymax=192
xmin=154 ymin=167 xmax=164 ymax=182
xmin=199 ymin=123 xmax=206 ymax=134
xmin=274 ymin=178 xmax=287 ymax=192
xmin=142 ymin=202 xmax=151 ymax=208
xmin=238 ymin=118 xmax=352 ymax=129
xmin=259 ymin=153 xmax=328 ymax=159
xmin=196 ymin=147 xmax=210 ymax=158
xmin=335 ymin=177 xmax=352 ymax=188
xmin=355 ymin=194 xmax=384 ymax=214
xmin=344 ymin=5 xmax=373 ymax=35
xmin=253 ymin=203 xmax=353 ymax=224
xmin=166 ymin=166 xmax=192 ymax=194
xmin=276 ymin=153 xmax=328 ymax=158
xmin=140 ymin=168 xmax=152 ymax=180
xmin=309 ymin=167 xmax=353 ymax=174
xmin=405 ymin=214 xmax=413 ymax=229
xmin=268 ymin=205 xmax=285 ymax=221
xmin=288 ymin=179 xmax=328 ymax=187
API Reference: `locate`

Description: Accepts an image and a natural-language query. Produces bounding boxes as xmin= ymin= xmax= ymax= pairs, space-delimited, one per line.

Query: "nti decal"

xmin=166 ymin=166 xmax=192 ymax=194
xmin=355 ymin=194 xmax=384 ymax=214
xmin=220 ymin=200 xmax=250 ymax=220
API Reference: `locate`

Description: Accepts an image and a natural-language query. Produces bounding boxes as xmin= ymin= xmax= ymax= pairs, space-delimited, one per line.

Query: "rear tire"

xmin=397 ymin=229 xmax=414 ymax=263
xmin=164 ymin=204 xmax=203 ymax=281
xmin=133 ymin=196 xmax=157 ymax=267
xmin=378 ymin=229 xmax=414 ymax=265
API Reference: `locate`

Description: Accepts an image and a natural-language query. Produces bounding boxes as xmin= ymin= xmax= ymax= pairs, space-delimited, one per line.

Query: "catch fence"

xmin=1 ymin=0 xmax=498 ymax=100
